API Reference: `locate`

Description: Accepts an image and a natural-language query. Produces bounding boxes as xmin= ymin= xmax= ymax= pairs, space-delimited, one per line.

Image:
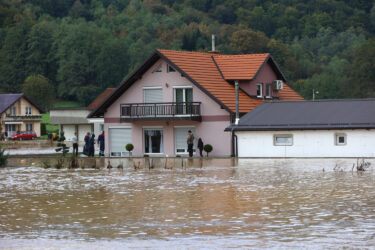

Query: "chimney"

xmin=235 ymin=80 xmax=239 ymax=125
xmin=209 ymin=34 xmax=219 ymax=54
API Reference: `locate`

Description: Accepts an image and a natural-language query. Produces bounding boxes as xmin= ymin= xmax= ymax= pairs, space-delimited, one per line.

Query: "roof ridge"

xmin=214 ymin=53 xmax=270 ymax=57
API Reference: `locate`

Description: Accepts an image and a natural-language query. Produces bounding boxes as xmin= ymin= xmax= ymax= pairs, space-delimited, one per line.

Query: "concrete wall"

xmin=104 ymin=59 xmax=232 ymax=156
xmin=236 ymin=129 xmax=375 ymax=158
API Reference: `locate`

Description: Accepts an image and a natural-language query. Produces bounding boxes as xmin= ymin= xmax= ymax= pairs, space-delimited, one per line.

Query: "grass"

xmin=52 ymin=101 xmax=81 ymax=108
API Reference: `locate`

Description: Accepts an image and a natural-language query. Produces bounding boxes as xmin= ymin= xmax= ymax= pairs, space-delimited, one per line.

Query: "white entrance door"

xmin=175 ymin=127 xmax=195 ymax=154
xmin=109 ymin=127 xmax=132 ymax=157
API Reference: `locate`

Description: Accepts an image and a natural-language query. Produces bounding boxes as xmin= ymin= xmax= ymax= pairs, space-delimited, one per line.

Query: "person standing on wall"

xmin=72 ymin=132 xmax=78 ymax=157
xmin=197 ymin=138 xmax=204 ymax=157
xmin=97 ymin=131 xmax=105 ymax=157
xmin=84 ymin=132 xmax=90 ymax=155
xmin=88 ymin=134 xmax=95 ymax=157
xmin=187 ymin=130 xmax=194 ymax=157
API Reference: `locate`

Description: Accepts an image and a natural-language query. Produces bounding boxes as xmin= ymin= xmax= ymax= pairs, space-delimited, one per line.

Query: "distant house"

xmin=226 ymin=99 xmax=375 ymax=158
xmin=0 ymin=93 xmax=44 ymax=137
xmin=88 ymin=49 xmax=303 ymax=157
xmin=50 ymin=88 xmax=114 ymax=142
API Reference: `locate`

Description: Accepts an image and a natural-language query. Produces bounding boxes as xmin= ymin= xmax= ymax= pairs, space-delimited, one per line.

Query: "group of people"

xmin=187 ymin=130 xmax=204 ymax=157
xmin=71 ymin=131 xmax=105 ymax=157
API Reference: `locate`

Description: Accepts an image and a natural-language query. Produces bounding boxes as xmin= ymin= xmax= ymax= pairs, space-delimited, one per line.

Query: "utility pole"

xmin=313 ymin=89 xmax=319 ymax=101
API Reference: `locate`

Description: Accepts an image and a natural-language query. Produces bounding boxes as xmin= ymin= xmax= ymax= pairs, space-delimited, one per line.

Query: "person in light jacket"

xmin=187 ymin=130 xmax=194 ymax=157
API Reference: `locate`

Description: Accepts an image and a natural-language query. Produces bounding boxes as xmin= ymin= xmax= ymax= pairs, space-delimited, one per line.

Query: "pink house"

xmin=88 ymin=49 xmax=303 ymax=157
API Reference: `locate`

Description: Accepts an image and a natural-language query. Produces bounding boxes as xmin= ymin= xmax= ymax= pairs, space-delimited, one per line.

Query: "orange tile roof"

xmin=158 ymin=49 xmax=264 ymax=113
xmin=87 ymin=88 xmax=116 ymax=110
xmin=278 ymin=84 xmax=304 ymax=101
xmin=158 ymin=49 xmax=303 ymax=113
xmin=213 ymin=54 xmax=269 ymax=80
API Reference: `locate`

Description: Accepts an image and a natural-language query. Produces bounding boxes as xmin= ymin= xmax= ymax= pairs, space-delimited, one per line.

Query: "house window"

xmin=10 ymin=107 xmax=15 ymax=116
xmin=335 ymin=133 xmax=347 ymax=146
xmin=100 ymin=124 xmax=104 ymax=132
xmin=256 ymin=84 xmax=263 ymax=98
xmin=274 ymin=134 xmax=293 ymax=146
xmin=174 ymin=87 xmax=193 ymax=115
xmin=144 ymin=129 xmax=163 ymax=154
xmin=26 ymin=123 xmax=33 ymax=131
xmin=265 ymin=84 xmax=272 ymax=98
xmin=25 ymin=107 xmax=32 ymax=115
xmin=153 ymin=64 xmax=162 ymax=73
xmin=144 ymin=87 xmax=163 ymax=103
xmin=167 ymin=65 xmax=176 ymax=72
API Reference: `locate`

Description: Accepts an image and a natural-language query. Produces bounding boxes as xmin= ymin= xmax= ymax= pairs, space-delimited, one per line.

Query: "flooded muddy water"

xmin=0 ymin=158 xmax=375 ymax=249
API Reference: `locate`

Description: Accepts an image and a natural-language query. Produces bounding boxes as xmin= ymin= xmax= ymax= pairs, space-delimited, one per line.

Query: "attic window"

xmin=154 ymin=64 xmax=162 ymax=73
xmin=256 ymin=83 xmax=263 ymax=98
xmin=167 ymin=65 xmax=176 ymax=73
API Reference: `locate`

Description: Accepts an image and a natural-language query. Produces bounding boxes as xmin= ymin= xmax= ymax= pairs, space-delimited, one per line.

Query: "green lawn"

xmin=52 ymin=101 xmax=81 ymax=108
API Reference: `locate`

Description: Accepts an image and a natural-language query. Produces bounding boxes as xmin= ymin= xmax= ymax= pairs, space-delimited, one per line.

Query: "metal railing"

xmin=4 ymin=114 xmax=42 ymax=121
xmin=120 ymin=102 xmax=201 ymax=119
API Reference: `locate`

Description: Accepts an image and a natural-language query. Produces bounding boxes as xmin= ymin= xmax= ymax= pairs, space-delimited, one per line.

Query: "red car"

xmin=10 ymin=131 xmax=37 ymax=140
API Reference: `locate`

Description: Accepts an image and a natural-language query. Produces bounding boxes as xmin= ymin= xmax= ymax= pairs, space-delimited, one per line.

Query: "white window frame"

xmin=265 ymin=84 xmax=272 ymax=98
xmin=256 ymin=83 xmax=263 ymax=98
xmin=25 ymin=107 xmax=32 ymax=115
xmin=335 ymin=133 xmax=347 ymax=146
xmin=10 ymin=107 xmax=15 ymax=116
xmin=143 ymin=126 xmax=164 ymax=155
xmin=173 ymin=86 xmax=193 ymax=116
xmin=273 ymin=134 xmax=293 ymax=146
xmin=153 ymin=64 xmax=162 ymax=73
xmin=167 ymin=64 xmax=176 ymax=73
xmin=109 ymin=126 xmax=132 ymax=157
xmin=143 ymin=86 xmax=163 ymax=103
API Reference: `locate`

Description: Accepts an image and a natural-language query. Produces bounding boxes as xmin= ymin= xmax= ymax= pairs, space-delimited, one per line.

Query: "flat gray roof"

xmin=226 ymin=99 xmax=375 ymax=131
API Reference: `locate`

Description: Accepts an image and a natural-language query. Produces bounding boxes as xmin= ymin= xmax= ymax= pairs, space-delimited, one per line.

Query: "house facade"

xmin=89 ymin=49 xmax=303 ymax=157
xmin=227 ymin=99 xmax=375 ymax=158
xmin=0 ymin=94 xmax=44 ymax=137
xmin=50 ymin=88 xmax=114 ymax=142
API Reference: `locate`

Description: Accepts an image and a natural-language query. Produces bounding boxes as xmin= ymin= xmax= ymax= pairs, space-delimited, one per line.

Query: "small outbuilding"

xmin=226 ymin=99 xmax=375 ymax=158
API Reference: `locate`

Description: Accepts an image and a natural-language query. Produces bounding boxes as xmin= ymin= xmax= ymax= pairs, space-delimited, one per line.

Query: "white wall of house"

xmin=236 ymin=129 xmax=375 ymax=158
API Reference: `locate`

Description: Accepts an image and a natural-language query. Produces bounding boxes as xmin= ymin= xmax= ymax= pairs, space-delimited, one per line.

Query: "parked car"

xmin=10 ymin=131 xmax=37 ymax=140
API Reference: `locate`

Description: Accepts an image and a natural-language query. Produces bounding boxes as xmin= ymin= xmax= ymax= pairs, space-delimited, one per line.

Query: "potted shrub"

xmin=203 ymin=144 xmax=213 ymax=157
xmin=125 ymin=143 xmax=134 ymax=156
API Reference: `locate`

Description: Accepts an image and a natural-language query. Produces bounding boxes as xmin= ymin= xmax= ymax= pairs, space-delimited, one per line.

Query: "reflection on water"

xmin=0 ymin=158 xmax=375 ymax=248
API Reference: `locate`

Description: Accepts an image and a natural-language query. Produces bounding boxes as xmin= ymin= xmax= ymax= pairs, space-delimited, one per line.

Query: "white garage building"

xmin=226 ymin=99 xmax=375 ymax=158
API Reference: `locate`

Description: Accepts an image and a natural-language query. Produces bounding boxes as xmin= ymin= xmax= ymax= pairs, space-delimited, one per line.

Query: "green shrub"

xmin=203 ymin=144 xmax=213 ymax=157
xmin=0 ymin=145 xmax=8 ymax=167
xmin=125 ymin=143 xmax=134 ymax=152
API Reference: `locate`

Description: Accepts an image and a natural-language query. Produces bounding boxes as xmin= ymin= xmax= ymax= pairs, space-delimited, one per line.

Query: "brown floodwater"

xmin=0 ymin=158 xmax=374 ymax=249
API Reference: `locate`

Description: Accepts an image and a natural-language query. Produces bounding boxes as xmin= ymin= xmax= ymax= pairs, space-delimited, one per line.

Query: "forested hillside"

xmin=1 ymin=0 xmax=375 ymax=106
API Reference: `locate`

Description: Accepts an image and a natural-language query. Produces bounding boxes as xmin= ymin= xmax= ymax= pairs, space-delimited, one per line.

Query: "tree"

xmin=22 ymin=75 xmax=55 ymax=109
xmin=230 ymin=29 xmax=269 ymax=54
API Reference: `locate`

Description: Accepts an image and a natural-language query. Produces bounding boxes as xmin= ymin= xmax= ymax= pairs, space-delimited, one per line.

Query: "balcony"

xmin=3 ymin=114 xmax=42 ymax=122
xmin=120 ymin=102 xmax=202 ymax=122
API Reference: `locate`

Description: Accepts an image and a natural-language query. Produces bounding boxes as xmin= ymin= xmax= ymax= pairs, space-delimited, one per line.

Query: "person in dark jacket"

xmin=97 ymin=131 xmax=105 ymax=156
xmin=88 ymin=134 xmax=95 ymax=157
xmin=84 ymin=132 xmax=90 ymax=155
xmin=197 ymin=138 xmax=204 ymax=157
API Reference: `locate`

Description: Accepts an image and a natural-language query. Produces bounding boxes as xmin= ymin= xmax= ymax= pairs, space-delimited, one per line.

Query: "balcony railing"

xmin=4 ymin=114 xmax=42 ymax=121
xmin=120 ymin=102 xmax=201 ymax=122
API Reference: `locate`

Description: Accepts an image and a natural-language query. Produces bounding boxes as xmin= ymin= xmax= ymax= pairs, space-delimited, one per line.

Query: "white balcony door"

xmin=144 ymin=129 xmax=163 ymax=154
xmin=175 ymin=87 xmax=193 ymax=115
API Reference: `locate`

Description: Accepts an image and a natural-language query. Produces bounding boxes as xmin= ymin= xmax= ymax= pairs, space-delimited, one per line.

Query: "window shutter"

xmin=175 ymin=127 xmax=195 ymax=153
xmin=110 ymin=128 xmax=132 ymax=156
xmin=144 ymin=88 xmax=163 ymax=103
